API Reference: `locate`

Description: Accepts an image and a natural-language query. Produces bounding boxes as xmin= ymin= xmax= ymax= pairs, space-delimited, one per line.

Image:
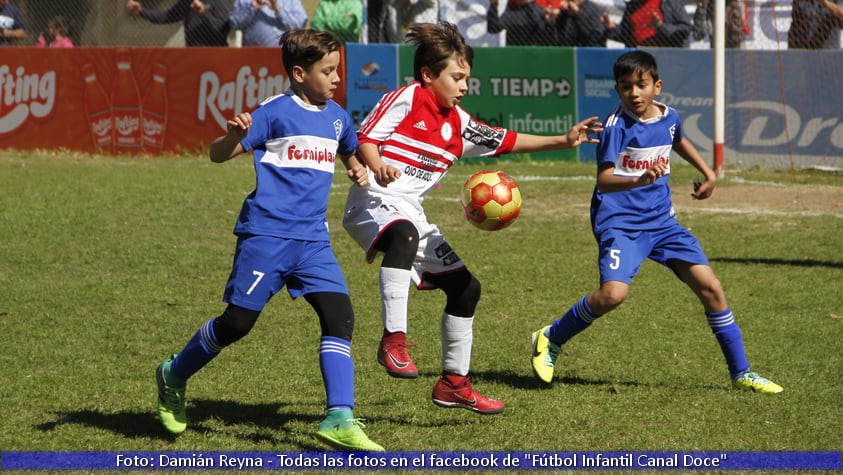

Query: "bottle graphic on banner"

xmin=142 ymin=64 xmax=168 ymax=151
xmin=81 ymin=64 xmax=112 ymax=151
xmin=111 ymin=50 xmax=143 ymax=152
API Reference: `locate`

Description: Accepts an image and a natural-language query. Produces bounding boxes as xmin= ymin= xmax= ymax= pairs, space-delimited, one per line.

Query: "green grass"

xmin=1 ymin=151 xmax=841 ymax=474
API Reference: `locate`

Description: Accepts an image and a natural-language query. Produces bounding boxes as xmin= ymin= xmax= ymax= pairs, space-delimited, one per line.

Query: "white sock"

xmin=379 ymin=267 xmax=411 ymax=333
xmin=441 ymin=312 xmax=473 ymax=375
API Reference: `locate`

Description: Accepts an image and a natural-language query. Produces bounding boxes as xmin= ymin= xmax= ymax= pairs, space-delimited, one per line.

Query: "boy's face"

xmin=294 ymin=50 xmax=341 ymax=105
xmin=422 ymin=55 xmax=470 ymax=110
xmin=614 ymin=69 xmax=662 ymax=119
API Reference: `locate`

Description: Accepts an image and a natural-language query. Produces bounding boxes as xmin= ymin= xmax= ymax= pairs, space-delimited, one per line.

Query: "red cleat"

xmin=377 ymin=331 xmax=419 ymax=379
xmin=431 ymin=372 xmax=505 ymax=414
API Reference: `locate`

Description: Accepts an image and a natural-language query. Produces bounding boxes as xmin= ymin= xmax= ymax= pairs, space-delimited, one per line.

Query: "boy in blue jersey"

xmin=155 ymin=29 xmax=384 ymax=451
xmin=530 ymin=50 xmax=782 ymax=394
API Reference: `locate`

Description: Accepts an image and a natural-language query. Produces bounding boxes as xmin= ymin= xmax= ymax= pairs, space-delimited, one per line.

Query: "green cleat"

xmin=531 ymin=326 xmax=561 ymax=384
xmin=732 ymin=371 xmax=783 ymax=394
xmin=316 ymin=410 xmax=385 ymax=452
xmin=156 ymin=355 xmax=187 ymax=434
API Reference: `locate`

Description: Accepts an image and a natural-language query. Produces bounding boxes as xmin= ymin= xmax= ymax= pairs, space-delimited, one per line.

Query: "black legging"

xmin=212 ymin=292 xmax=354 ymax=346
xmin=374 ymin=220 xmax=481 ymax=317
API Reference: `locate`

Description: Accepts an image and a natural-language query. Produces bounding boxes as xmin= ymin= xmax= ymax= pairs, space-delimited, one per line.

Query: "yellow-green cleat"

xmin=531 ymin=326 xmax=561 ymax=384
xmin=316 ymin=410 xmax=384 ymax=452
xmin=156 ymin=355 xmax=187 ymax=434
xmin=732 ymin=371 xmax=783 ymax=394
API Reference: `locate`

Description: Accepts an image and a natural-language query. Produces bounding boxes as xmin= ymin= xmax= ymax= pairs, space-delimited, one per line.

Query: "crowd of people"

xmin=0 ymin=0 xmax=840 ymax=49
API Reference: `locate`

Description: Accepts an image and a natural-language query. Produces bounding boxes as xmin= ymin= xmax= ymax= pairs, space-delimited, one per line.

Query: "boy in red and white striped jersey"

xmin=343 ymin=21 xmax=602 ymax=414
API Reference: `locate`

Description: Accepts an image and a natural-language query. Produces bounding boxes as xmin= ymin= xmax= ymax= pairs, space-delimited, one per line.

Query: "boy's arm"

xmin=596 ymin=161 xmax=668 ymax=193
xmin=510 ymin=116 xmax=602 ymax=153
xmin=673 ymin=136 xmax=717 ymax=200
xmin=209 ymin=112 xmax=251 ymax=163
xmin=339 ymin=153 xmax=369 ymax=187
xmin=357 ymin=141 xmax=401 ymax=187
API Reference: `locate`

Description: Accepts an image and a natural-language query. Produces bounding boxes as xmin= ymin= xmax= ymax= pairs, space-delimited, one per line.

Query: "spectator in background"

xmin=369 ymin=0 xmax=438 ymax=43
xmin=604 ymin=0 xmax=692 ymax=48
xmin=125 ymin=0 xmax=231 ymax=47
xmin=0 ymin=0 xmax=28 ymax=46
xmin=487 ymin=0 xmax=561 ymax=46
xmin=693 ymin=0 xmax=749 ymax=48
xmin=788 ymin=0 xmax=843 ymax=49
xmin=36 ymin=16 xmax=74 ymax=48
xmin=311 ymin=0 xmax=363 ymax=44
xmin=555 ymin=0 xmax=609 ymax=46
xmin=229 ymin=0 xmax=307 ymax=46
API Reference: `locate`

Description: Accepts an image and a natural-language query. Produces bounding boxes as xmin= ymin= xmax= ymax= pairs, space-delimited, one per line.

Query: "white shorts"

xmin=343 ymin=187 xmax=465 ymax=289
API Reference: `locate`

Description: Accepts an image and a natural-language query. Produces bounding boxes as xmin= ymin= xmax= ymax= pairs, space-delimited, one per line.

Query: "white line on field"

xmin=679 ymin=207 xmax=843 ymax=219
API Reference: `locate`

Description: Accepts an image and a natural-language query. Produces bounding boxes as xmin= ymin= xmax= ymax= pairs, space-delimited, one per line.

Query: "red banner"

xmin=0 ymin=48 xmax=347 ymax=154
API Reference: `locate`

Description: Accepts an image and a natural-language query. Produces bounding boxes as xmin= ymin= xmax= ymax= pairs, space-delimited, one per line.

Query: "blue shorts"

xmin=595 ymin=224 xmax=710 ymax=285
xmin=223 ymin=234 xmax=349 ymax=311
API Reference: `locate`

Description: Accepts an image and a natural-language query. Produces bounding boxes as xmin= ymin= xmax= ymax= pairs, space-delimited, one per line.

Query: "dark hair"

xmin=406 ymin=22 xmax=473 ymax=82
xmin=279 ymin=29 xmax=341 ymax=78
xmin=49 ymin=16 xmax=72 ymax=38
xmin=613 ymin=50 xmax=660 ymax=83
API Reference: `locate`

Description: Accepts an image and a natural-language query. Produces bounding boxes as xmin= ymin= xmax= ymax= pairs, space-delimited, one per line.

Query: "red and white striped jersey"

xmin=357 ymin=81 xmax=517 ymax=204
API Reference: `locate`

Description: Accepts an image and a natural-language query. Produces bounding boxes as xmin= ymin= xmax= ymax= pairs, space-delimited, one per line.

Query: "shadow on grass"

xmin=711 ymin=257 xmax=843 ymax=269
xmin=459 ymin=369 xmax=728 ymax=393
xmin=417 ymin=368 xmax=641 ymax=391
xmin=34 ymin=399 xmax=325 ymax=449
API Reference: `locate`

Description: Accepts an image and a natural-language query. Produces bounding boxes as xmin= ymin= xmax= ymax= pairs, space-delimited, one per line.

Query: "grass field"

xmin=1 ymin=151 xmax=841 ymax=474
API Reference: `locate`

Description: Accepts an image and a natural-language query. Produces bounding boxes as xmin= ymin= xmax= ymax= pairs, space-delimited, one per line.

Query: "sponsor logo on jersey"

xmin=614 ymin=144 xmax=672 ymax=177
xmin=262 ymin=136 xmax=337 ymax=172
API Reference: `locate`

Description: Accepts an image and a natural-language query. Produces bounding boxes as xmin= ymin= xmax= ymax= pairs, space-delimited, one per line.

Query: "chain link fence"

xmin=6 ymin=0 xmax=841 ymax=50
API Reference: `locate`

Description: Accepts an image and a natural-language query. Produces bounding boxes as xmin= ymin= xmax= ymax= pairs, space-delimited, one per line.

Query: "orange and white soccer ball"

xmin=459 ymin=170 xmax=522 ymax=231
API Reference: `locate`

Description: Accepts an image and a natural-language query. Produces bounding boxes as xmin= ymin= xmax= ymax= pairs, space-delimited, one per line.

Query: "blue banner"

xmin=575 ymin=47 xmax=632 ymax=162
xmin=344 ymin=43 xmax=399 ymax=130
xmin=2 ymin=451 xmax=841 ymax=470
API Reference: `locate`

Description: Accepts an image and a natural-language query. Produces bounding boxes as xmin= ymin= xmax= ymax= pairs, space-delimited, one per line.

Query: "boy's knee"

xmin=377 ymin=221 xmax=420 ymax=269
xmin=213 ymin=305 xmax=261 ymax=347
xmin=436 ymin=271 xmax=481 ymax=317
xmin=594 ymin=284 xmax=627 ymax=311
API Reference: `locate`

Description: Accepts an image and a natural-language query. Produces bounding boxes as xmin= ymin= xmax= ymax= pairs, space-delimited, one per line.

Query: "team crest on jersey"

xmin=333 ymin=119 xmax=343 ymax=140
xmin=440 ymin=122 xmax=453 ymax=141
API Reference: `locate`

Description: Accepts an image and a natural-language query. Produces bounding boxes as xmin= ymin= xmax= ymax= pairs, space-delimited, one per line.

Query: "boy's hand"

xmin=636 ymin=162 xmax=668 ymax=186
xmin=226 ymin=112 xmax=252 ymax=141
xmin=346 ymin=164 xmax=369 ymax=187
xmin=566 ymin=116 xmax=603 ymax=147
xmin=371 ymin=164 xmax=401 ymax=187
xmin=691 ymin=178 xmax=715 ymax=200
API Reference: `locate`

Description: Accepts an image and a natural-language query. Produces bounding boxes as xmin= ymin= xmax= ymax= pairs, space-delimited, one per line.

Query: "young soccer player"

xmin=530 ymin=50 xmax=782 ymax=394
xmin=343 ymin=21 xmax=602 ymax=414
xmin=155 ymin=29 xmax=384 ymax=451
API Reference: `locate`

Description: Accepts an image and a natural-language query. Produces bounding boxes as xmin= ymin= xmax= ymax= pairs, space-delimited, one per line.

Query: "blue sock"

xmin=707 ymin=308 xmax=750 ymax=379
xmin=169 ymin=319 xmax=222 ymax=383
xmin=547 ymin=295 xmax=600 ymax=345
xmin=320 ymin=337 xmax=355 ymax=410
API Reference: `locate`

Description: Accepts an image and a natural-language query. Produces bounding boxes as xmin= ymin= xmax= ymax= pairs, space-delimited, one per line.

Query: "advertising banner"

xmin=575 ymin=47 xmax=632 ymax=162
xmin=651 ymin=48 xmax=842 ymax=169
xmin=0 ymin=48 xmax=350 ymax=154
xmin=727 ymin=50 xmax=842 ymax=167
xmin=345 ymin=43 xmax=399 ymax=130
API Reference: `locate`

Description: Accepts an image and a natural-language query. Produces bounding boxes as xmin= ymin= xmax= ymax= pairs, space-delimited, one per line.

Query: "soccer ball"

xmin=459 ymin=170 xmax=522 ymax=231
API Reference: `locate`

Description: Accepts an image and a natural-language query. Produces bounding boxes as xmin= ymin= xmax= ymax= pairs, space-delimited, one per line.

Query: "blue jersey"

xmin=236 ymin=91 xmax=358 ymax=241
xmin=591 ymin=102 xmax=681 ymax=235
